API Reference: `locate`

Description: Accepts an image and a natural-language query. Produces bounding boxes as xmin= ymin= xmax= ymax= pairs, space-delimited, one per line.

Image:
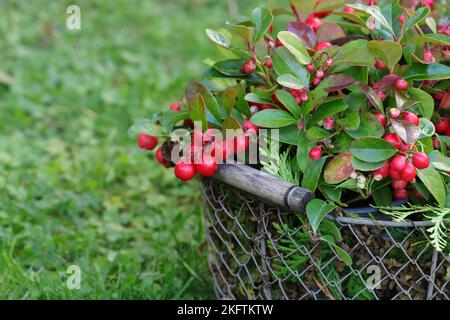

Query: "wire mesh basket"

xmin=200 ymin=166 xmax=449 ymax=300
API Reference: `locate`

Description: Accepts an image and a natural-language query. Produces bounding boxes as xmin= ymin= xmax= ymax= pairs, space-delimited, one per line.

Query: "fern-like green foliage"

xmin=260 ymin=140 xmax=299 ymax=185
xmin=377 ymin=205 xmax=450 ymax=252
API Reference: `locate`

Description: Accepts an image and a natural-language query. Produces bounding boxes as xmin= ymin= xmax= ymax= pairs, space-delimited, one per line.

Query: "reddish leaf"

xmin=316 ymin=22 xmax=346 ymax=43
xmin=391 ymin=119 xmax=421 ymax=144
xmin=287 ymin=21 xmax=317 ymax=48
xmin=439 ymin=91 xmax=450 ymax=110
xmin=357 ymin=84 xmax=383 ymax=112
xmin=320 ymin=73 xmax=355 ymax=92
xmin=324 ymin=152 xmax=354 ymax=184
xmin=375 ymin=74 xmax=401 ymax=92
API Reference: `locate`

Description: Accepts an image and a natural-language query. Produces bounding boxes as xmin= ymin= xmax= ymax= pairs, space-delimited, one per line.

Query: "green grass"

xmin=0 ymin=0 xmax=261 ymax=299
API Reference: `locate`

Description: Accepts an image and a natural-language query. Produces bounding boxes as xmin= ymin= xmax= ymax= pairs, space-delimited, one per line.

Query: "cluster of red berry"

xmin=138 ymin=104 xmax=260 ymax=182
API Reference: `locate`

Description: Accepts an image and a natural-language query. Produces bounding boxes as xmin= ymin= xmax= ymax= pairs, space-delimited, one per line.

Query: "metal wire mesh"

xmin=200 ymin=178 xmax=450 ymax=300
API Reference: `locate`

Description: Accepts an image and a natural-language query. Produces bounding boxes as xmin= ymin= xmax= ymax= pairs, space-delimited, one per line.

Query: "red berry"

xmin=316 ymin=69 xmax=325 ymax=79
xmin=309 ymin=146 xmax=322 ymax=160
xmin=325 ymin=58 xmax=334 ymax=67
xmin=395 ymin=78 xmax=408 ymax=91
xmin=374 ymin=59 xmax=386 ymax=70
xmin=155 ymin=147 xmax=170 ymax=168
xmin=243 ymin=120 xmax=260 ymax=135
xmin=300 ymin=91 xmax=309 ymax=102
xmin=401 ymin=144 xmax=412 ymax=152
xmin=384 ymin=133 xmax=403 ymax=149
xmin=391 ymin=155 xmax=407 ymax=172
xmin=376 ymin=91 xmax=386 ymax=101
xmin=372 ymin=162 xmax=390 ymax=180
xmin=447 ymin=128 xmax=450 ymax=137
xmin=265 ymin=57 xmax=273 ymax=68
xmin=401 ymin=163 xmax=417 ymax=182
xmin=373 ymin=113 xmax=386 ymax=127
xmin=401 ymin=112 xmax=420 ymax=126
xmin=242 ymin=60 xmax=256 ymax=74
xmin=306 ymin=15 xmax=322 ymax=31
xmin=435 ymin=120 xmax=449 ymax=134
xmin=275 ymin=39 xmax=283 ymax=47
xmin=412 ymin=152 xmax=430 ymax=169
xmin=170 ymin=103 xmax=180 ymax=111
xmin=324 ymin=117 xmax=335 ymax=130
xmin=138 ymin=134 xmax=158 ymax=151
xmin=389 ymin=108 xmax=401 ymax=119
xmin=391 ymin=179 xmax=408 ymax=190
xmin=423 ymin=0 xmax=435 ymax=9
xmin=174 ymin=162 xmax=196 ymax=181
xmin=343 ymin=6 xmax=355 ymax=13
xmin=390 ymin=167 xmax=403 ymax=180
xmin=398 ymin=14 xmax=405 ymax=25
xmin=307 ymin=64 xmax=315 ymax=72
xmin=234 ymin=134 xmax=249 ymax=154
xmin=433 ymin=138 xmax=441 ymax=149
xmin=184 ymin=119 xmax=194 ymax=128
xmin=423 ymin=49 xmax=436 ymax=63
xmin=394 ymin=189 xmax=409 ymax=200
xmin=313 ymin=77 xmax=321 ymax=86
xmin=315 ymin=42 xmax=332 ymax=51
xmin=195 ymin=155 xmax=218 ymax=177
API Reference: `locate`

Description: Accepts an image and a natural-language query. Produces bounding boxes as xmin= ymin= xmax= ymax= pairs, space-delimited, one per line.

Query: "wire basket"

xmin=200 ymin=171 xmax=449 ymax=300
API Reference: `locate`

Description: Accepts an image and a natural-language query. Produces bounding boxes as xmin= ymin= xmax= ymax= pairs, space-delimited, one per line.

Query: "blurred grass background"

xmin=0 ymin=0 xmax=262 ymax=299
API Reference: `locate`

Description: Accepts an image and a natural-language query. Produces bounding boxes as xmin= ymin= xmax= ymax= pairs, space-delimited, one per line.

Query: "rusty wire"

xmin=200 ymin=179 xmax=449 ymax=300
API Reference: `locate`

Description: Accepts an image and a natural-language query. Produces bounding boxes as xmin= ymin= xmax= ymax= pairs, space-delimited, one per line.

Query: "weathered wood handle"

xmin=212 ymin=163 xmax=315 ymax=213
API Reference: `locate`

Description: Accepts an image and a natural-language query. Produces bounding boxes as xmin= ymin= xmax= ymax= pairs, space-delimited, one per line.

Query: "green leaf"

xmin=222 ymin=87 xmax=237 ymax=115
xmin=187 ymin=94 xmax=207 ymax=130
xmin=250 ymin=109 xmax=296 ymax=128
xmin=307 ymin=126 xmax=332 ymax=142
xmin=277 ymin=31 xmax=311 ymax=65
xmin=222 ymin=116 xmax=241 ymax=130
xmin=404 ymin=63 xmax=450 ymax=81
xmin=161 ymin=111 xmax=190 ymax=129
xmin=367 ymin=40 xmax=402 ymax=71
xmin=251 ymin=7 xmax=273 ymax=43
xmin=348 ymin=3 xmax=394 ymax=36
xmin=205 ymin=29 xmax=231 ymax=48
xmin=128 ymin=119 xmax=168 ymax=137
xmin=302 ymin=156 xmax=326 ymax=192
xmin=244 ymin=92 xmax=275 ymax=106
xmin=302 ymin=89 xmax=328 ymax=116
xmin=275 ymin=90 xmax=301 ymax=118
xmin=425 ymin=17 xmax=437 ymax=33
xmin=336 ymin=110 xmax=360 ymax=130
xmin=276 ymin=74 xmax=307 ymax=90
xmin=417 ymin=167 xmax=446 ymax=207
xmin=334 ymin=39 xmax=375 ymax=67
xmin=317 ymin=73 xmax=355 ymax=92
xmin=320 ymin=235 xmax=353 ymax=266
xmin=429 ymin=150 xmax=450 ymax=172
xmin=185 ymin=82 xmax=222 ymax=123
xmin=273 ymin=47 xmax=309 ymax=89
xmin=352 ymin=158 xmax=386 ymax=171
xmin=297 ymin=131 xmax=313 ymax=172
xmin=408 ymin=88 xmax=434 ymax=119
xmin=350 ymin=137 xmax=397 ymax=162
xmin=320 ymin=220 xmax=342 ymax=242
xmin=324 ymin=152 xmax=354 ymax=184
xmin=306 ymin=199 xmax=336 ymax=233
xmin=414 ymin=33 xmax=450 ymax=46
xmin=419 ymin=118 xmax=436 ymax=139
xmin=372 ymin=184 xmax=393 ymax=206
xmin=213 ymin=59 xmax=246 ymax=77
xmin=309 ymin=99 xmax=348 ymax=127
xmin=346 ymin=112 xmax=384 ymax=139
xmin=235 ymin=82 xmax=251 ymax=118
xmin=403 ymin=7 xmax=430 ymax=35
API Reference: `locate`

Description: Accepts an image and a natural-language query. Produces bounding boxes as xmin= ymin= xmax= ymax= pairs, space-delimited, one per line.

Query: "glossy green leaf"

xmin=350 ymin=137 xmax=397 ymax=162
xmin=222 ymin=87 xmax=237 ymax=115
xmin=417 ymin=167 xmax=446 ymax=207
xmin=306 ymin=199 xmax=336 ymax=233
xmin=367 ymin=40 xmax=402 ymax=71
xmin=404 ymin=63 xmax=450 ymax=81
xmin=213 ymin=59 xmax=247 ymax=77
xmin=372 ymin=185 xmax=393 ymax=207
xmin=320 ymin=235 xmax=352 ymax=266
xmin=348 ymin=3 xmax=394 ymax=36
xmin=222 ymin=116 xmax=241 ymax=130
xmin=244 ymin=92 xmax=275 ymax=106
xmin=251 ymin=7 xmax=273 ymax=42
xmin=352 ymin=157 xmax=386 ymax=171
xmin=429 ymin=150 xmax=450 ymax=172
xmin=273 ymin=47 xmax=309 ymax=89
xmin=408 ymin=88 xmax=434 ymax=119
xmin=297 ymin=131 xmax=313 ymax=172
xmin=185 ymin=82 xmax=222 ymax=122
xmin=250 ymin=109 xmax=296 ymax=128
xmin=336 ymin=110 xmax=360 ymax=130
xmin=346 ymin=112 xmax=384 ymax=139
xmin=309 ymin=99 xmax=348 ymax=126
xmin=403 ymin=7 xmax=430 ymax=35
xmin=307 ymin=126 xmax=332 ymax=142
xmin=302 ymin=156 xmax=326 ymax=192
xmin=320 ymin=220 xmax=342 ymax=242
xmin=277 ymin=31 xmax=311 ymax=65
xmin=414 ymin=33 xmax=450 ymax=46
xmin=275 ymin=90 xmax=301 ymax=118
xmin=187 ymin=94 xmax=207 ymax=130
xmin=128 ymin=119 xmax=168 ymax=137
xmin=235 ymin=82 xmax=251 ymax=118
xmin=205 ymin=29 xmax=231 ymax=48
xmin=334 ymin=39 xmax=375 ymax=67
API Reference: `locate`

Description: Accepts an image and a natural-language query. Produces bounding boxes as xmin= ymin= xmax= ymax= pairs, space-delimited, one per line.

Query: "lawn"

xmin=0 ymin=0 xmax=261 ymax=299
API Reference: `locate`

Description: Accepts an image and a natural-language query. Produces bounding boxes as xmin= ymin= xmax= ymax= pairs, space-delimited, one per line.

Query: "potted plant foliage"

xmin=130 ymin=0 xmax=449 ymax=300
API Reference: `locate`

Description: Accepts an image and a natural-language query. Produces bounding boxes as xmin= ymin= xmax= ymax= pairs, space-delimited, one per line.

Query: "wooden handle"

xmin=212 ymin=163 xmax=315 ymax=213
